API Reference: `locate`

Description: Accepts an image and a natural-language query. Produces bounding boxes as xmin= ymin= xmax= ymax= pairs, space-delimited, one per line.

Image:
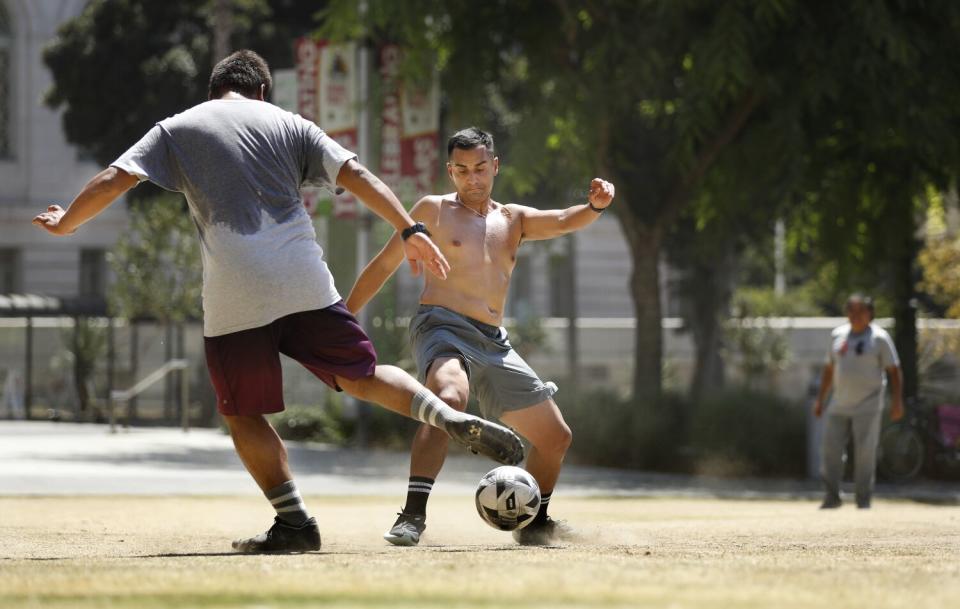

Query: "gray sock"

xmin=410 ymin=387 xmax=468 ymax=431
xmin=266 ymin=480 xmax=310 ymax=526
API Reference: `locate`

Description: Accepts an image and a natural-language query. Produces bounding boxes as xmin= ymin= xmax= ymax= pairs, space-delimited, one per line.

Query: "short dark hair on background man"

xmin=447 ymin=127 xmax=495 ymax=158
xmin=208 ymin=50 xmax=272 ymax=100
xmin=845 ymin=293 xmax=875 ymax=320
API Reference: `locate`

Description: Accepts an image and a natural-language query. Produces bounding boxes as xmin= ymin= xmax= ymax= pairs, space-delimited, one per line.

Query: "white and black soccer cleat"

xmin=232 ymin=516 xmax=321 ymax=553
xmin=446 ymin=415 xmax=524 ymax=466
xmin=383 ymin=511 xmax=427 ymax=547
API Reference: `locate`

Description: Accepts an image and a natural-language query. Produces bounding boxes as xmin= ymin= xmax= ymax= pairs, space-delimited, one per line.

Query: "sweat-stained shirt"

xmin=112 ymin=99 xmax=356 ymax=337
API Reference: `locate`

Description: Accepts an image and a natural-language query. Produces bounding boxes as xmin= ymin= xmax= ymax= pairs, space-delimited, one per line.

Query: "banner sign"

xmin=379 ymin=44 xmax=440 ymax=204
xmin=296 ymin=38 xmax=358 ymax=219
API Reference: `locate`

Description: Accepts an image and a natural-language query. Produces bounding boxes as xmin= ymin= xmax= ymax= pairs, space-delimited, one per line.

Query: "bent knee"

xmin=436 ymin=389 xmax=468 ymax=412
xmin=534 ymin=422 xmax=572 ymax=455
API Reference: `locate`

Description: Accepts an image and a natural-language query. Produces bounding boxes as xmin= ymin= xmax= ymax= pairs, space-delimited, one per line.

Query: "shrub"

xmin=687 ymin=388 xmax=806 ymax=477
xmin=562 ymin=388 xmax=689 ymax=472
xmin=268 ymin=402 xmax=349 ymax=444
xmin=561 ymin=386 xmax=806 ymax=478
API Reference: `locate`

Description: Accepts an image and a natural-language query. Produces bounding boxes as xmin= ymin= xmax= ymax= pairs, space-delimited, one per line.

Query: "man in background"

xmin=814 ymin=294 xmax=903 ymax=509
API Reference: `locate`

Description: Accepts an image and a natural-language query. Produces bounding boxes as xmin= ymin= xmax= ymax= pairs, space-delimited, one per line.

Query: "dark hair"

xmin=447 ymin=127 xmax=495 ymax=157
xmin=845 ymin=293 xmax=875 ymax=320
xmin=208 ymin=50 xmax=272 ymax=100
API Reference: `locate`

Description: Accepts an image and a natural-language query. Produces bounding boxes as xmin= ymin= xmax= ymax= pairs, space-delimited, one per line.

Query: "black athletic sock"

xmin=403 ymin=476 xmax=435 ymax=516
xmin=534 ymin=492 xmax=552 ymax=524
xmin=266 ymin=480 xmax=310 ymax=526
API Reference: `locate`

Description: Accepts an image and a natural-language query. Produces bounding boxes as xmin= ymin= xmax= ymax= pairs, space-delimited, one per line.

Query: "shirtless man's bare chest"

xmin=419 ymin=196 xmax=523 ymax=325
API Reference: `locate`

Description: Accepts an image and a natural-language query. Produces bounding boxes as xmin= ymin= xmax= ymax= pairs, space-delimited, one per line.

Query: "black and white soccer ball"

xmin=475 ymin=466 xmax=541 ymax=531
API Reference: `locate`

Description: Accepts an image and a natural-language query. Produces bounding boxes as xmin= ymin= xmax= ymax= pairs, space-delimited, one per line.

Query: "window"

xmin=0 ymin=248 xmax=21 ymax=293
xmin=79 ymin=249 xmax=107 ymax=297
xmin=0 ymin=3 xmax=10 ymax=158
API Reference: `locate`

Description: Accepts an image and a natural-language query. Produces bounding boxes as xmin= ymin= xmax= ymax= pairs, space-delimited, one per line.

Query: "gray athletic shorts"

xmin=410 ymin=305 xmax=558 ymax=420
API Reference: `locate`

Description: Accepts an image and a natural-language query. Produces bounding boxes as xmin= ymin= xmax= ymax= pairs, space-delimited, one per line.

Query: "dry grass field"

xmin=1 ymin=495 xmax=958 ymax=608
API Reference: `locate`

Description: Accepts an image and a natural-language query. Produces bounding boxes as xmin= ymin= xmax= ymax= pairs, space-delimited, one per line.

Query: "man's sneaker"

xmin=446 ymin=415 xmax=524 ymax=465
xmin=512 ymin=517 xmax=575 ymax=546
xmin=383 ymin=511 xmax=426 ymax=546
xmin=819 ymin=496 xmax=843 ymax=510
xmin=232 ymin=516 xmax=321 ymax=553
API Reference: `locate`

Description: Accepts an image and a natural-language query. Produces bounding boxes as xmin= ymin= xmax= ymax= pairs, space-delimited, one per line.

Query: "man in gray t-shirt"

xmin=813 ymin=294 xmax=903 ymax=509
xmin=33 ymin=50 xmax=523 ymax=553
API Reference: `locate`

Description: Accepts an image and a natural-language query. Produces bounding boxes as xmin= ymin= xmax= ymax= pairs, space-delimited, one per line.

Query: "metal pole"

xmin=566 ymin=234 xmax=580 ymax=398
xmin=24 ymin=317 xmax=32 ymax=419
xmin=129 ymin=321 xmax=139 ymax=423
xmin=181 ymin=366 xmax=190 ymax=433
xmin=106 ymin=317 xmax=115 ymax=416
xmin=354 ymin=8 xmax=372 ymax=448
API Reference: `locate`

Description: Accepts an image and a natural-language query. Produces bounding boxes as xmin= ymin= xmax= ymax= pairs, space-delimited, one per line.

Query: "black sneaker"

xmin=446 ymin=415 xmax=524 ymax=465
xmin=856 ymin=497 xmax=871 ymax=509
xmin=819 ymin=496 xmax=843 ymax=510
xmin=383 ymin=511 xmax=426 ymax=546
xmin=512 ymin=517 xmax=575 ymax=546
xmin=232 ymin=516 xmax=321 ymax=553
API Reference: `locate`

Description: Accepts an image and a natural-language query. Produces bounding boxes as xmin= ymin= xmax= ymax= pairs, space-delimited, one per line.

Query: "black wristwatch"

xmin=588 ymin=201 xmax=606 ymax=213
xmin=401 ymin=222 xmax=431 ymax=241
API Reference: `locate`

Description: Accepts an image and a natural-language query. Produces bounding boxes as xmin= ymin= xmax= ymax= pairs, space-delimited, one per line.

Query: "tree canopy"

xmin=44 ymin=1 xmax=960 ymax=403
xmin=319 ymin=0 xmax=960 ymax=401
xmin=44 ymin=0 xmax=320 ymax=167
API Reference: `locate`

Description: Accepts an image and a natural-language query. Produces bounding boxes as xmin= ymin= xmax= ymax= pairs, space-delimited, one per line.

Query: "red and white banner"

xmin=379 ymin=44 xmax=440 ymax=204
xmin=296 ymin=38 xmax=359 ymax=219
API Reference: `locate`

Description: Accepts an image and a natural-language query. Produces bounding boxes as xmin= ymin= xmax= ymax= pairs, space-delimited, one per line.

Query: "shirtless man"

xmin=346 ymin=127 xmax=615 ymax=545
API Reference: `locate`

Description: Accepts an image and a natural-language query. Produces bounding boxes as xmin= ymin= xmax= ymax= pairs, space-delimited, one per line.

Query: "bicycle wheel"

xmin=878 ymin=423 xmax=925 ymax=482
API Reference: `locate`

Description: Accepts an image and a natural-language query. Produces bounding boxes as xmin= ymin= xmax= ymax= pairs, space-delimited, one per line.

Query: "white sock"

xmin=410 ymin=387 xmax=468 ymax=430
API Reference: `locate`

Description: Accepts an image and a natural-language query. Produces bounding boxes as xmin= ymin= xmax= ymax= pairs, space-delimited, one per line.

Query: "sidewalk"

xmin=1 ymin=421 xmax=957 ymax=503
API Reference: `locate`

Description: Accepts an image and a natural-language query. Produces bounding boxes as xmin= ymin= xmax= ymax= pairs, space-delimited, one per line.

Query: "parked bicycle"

xmin=877 ymin=398 xmax=960 ymax=482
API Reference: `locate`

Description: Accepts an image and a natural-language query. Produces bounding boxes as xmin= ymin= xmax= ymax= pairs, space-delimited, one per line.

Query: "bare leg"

xmin=222 ymin=414 xmax=291 ymax=492
xmin=500 ymin=398 xmax=572 ymax=495
xmin=336 ymin=364 xmax=522 ymax=465
xmin=409 ymin=357 xmax=470 ymax=479
xmin=335 ymin=364 xmax=427 ymax=416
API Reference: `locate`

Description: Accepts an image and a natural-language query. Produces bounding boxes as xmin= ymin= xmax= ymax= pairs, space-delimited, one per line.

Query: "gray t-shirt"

xmin=827 ymin=322 xmax=900 ymax=416
xmin=112 ymin=99 xmax=356 ymax=337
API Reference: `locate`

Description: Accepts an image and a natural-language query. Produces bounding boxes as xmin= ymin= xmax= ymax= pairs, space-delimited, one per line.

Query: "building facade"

xmin=0 ymin=0 xmax=124 ymax=301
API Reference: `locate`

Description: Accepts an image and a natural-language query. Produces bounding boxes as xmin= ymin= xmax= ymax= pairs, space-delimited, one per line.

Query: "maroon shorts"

xmin=204 ymin=301 xmax=377 ymax=416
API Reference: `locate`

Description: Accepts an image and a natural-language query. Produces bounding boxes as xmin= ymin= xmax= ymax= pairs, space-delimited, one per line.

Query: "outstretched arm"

xmin=32 ymin=167 xmax=139 ymax=236
xmin=345 ymin=198 xmax=435 ymax=314
xmin=517 ymin=178 xmax=615 ymax=241
xmin=345 ymin=232 xmax=406 ymax=314
xmin=336 ymin=159 xmax=449 ymax=280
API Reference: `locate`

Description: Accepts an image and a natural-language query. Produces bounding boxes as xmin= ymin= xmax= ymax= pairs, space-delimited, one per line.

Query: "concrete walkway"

xmin=1 ymin=421 xmax=957 ymax=503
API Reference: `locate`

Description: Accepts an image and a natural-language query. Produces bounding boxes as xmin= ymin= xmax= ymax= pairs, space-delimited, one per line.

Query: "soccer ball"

xmin=475 ymin=466 xmax=541 ymax=531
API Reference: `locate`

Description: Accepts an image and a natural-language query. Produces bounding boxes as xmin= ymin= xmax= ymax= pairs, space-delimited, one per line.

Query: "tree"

xmin=318 ymin=1 xmax=960 ymax=404
xmin=108 ymin=195 xmax=202 ymax=324
xmin=43 ymin=0 xmax=322 ymax=168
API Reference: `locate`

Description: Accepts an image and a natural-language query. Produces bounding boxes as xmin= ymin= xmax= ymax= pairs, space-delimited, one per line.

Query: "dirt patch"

xmin=1 ymin=495 xmax=958 ymax=608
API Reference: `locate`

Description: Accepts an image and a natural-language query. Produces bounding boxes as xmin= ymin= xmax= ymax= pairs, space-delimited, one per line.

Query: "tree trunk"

xmin=890 ymin=203 xmax=919 ymax=401
xmin=623 ymin=223 xmax=663 ymax=404
xmin=688 ymin=243 xmax=735 ymax=403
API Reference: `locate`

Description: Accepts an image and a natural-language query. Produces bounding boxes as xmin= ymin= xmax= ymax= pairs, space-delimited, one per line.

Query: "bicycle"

xmin=877 ymin=398 xmax=960 ymax=483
